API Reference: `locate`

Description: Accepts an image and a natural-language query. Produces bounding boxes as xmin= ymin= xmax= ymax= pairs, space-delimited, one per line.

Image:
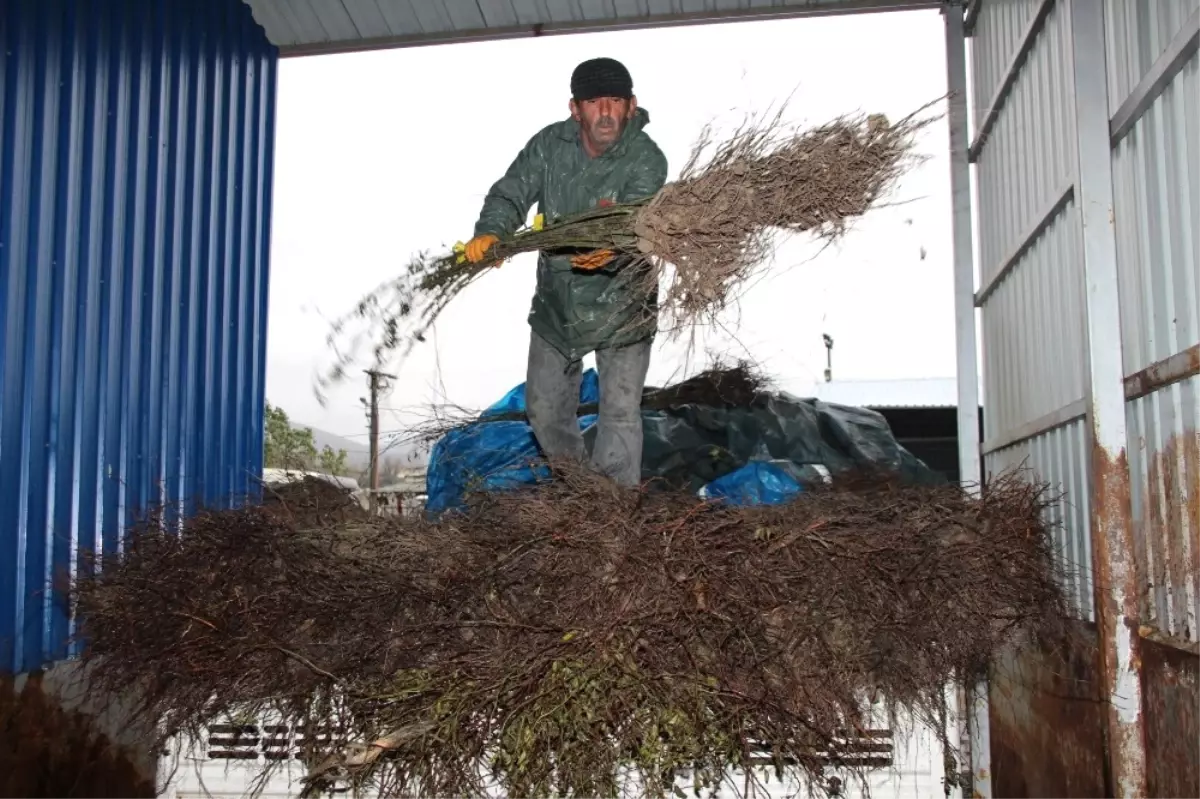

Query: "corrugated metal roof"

xmin=240 ymin=0 xmax=942 ymax=57
xmin=807 ymin=377 xmax=960 ymax=408
xmin=0 ymin=0 xmax=276 ymax=674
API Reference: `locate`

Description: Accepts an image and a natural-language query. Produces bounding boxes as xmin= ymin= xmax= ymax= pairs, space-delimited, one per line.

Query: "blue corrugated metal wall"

xmin=0 ymin=0 xmax=277 ymax=674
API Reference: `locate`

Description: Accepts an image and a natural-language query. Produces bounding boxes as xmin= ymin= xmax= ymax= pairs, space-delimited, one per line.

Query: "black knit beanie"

xmin=570 ymin=57 xmax=633 ymax=102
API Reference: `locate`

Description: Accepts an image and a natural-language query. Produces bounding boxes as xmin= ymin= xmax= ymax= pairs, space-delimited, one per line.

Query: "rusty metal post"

xmin=943 ymin=3 xmax=991 ymax=796
xmin=1067 ymin=0 xmax=1147 ymax=794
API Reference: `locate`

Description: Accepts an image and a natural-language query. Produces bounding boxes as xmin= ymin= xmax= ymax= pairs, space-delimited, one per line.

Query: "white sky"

xmin=265 ymin=8 xmax=960 ymax=447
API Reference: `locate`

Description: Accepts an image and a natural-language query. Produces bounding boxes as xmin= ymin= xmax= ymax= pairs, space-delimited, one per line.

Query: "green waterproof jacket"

xmin=472 ymin=107 xmax=669 ymax=362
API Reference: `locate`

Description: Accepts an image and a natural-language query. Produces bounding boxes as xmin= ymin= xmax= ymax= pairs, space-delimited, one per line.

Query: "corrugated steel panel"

xmin=1105 ymin=0 xmax=1199 ymax=653
xmin=1111 ymin=55 xmax=1198 ymax=375
xmin=1103 ymin=0 xmax=1200 ymax=113
xmin=1127 ymin=377 xmax=1199 ymax=644
xmin=968 ymin=0 xmax=1040 ymax=132
xmin=966 ymin=0 xmax=1200 ymax=789
xmin=239 ymin=0 xmax=943 ymax=56
xmin=970 ymin=0 xmax=1094 ymax=634
xmin=972 ymin=0 xmax=1077 ymax=285
xmin=0 ymin=0 xmax=277 ymax=674
xmin=985 ymin=420 xmax=1094 ymax=620
xmin=979 ymin=208 xmax=1086 ymax=437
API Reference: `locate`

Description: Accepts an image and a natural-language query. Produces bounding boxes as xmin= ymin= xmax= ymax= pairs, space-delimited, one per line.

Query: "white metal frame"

xmin=942 ymin=4 xmax=991 ymax=798
xmin=1068 ymin=0 xmax=1147 ymax=793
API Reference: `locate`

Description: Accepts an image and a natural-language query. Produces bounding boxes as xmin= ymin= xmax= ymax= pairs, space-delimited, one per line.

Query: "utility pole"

xmin=364 ymin=369 xmax=396 ymax=515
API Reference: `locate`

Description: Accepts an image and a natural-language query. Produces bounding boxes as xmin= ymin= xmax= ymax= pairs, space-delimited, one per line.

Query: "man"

xmin=461 ymin=57 xmax=668 ymax=487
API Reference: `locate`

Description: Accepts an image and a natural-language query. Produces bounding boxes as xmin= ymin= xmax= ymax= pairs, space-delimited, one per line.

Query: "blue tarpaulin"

xmin=425 ymin=371 xmax=600 ymax=514
xmin=700 ymin=461 xmax=805 ymax=506
xmin=481 ymin=369 xmax=600 ymax=418
xmin=425 ymin=370 xmax=940 ymax=515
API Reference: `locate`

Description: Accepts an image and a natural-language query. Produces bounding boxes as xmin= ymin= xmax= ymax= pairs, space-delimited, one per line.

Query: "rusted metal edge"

xmin=1110 ymin=7 xmax=1200 ymax=146
xmin=980 ymin=398 xmax=1086 ymax=455
xmin=975 ymin=182 xmax=1074 ymax=307
xmin=987 ymin=622 xmax=1111 ymax=797
xmin=1138 ymin=624 xmax=1200 ymax=657
xmin=1070 ymin=0 xmax=1147 ymax=793
xmin=968 ymin=0 xmax=1056 ymax=163
xmin=1140 ymin=637 xmax=1200 ymax=798
xmin=1088 ymin=446 xmax=1146 ymax=798
xmin=1123 ymin=344 xmax=1200 ymax=402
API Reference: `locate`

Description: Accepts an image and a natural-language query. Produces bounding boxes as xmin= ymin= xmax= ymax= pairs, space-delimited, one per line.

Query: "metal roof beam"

xmin=267 ymin=0 xmax=943 ymax=58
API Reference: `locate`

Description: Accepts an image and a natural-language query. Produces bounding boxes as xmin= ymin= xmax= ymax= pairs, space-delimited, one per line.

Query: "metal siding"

xmin=1103 ymin=0 xmax=1200 ymax=112
xmin=973 ymin=0 xmax=1076 ymax=286
xmin=969 ymin=0 xmax=1097 ymax=637
xmin=375 ymin=2 xmax=424 ymax=37
xmin=1106 ymin=0 xmax=1199 ymax=651
xmin=979 ymin=208 xmax=1086 ymax=438
xmin=1111 ymin=58 xmax=1198 ymax=375
xmin=0 ymin=0 xmax=277 ymax=674
xmin=285 ymin=0 xmax=339 ymax=43
xmin=339 ymin=1 xmax=390 ymax=37
xmin=579 ymin=0 xmax=619 ymax=22
xmin=408 ymin=1 xmax=451 ymax=34
xmin=1127 ymin=378 xmax=1199 ymax=644
xmin=476 ymin=0 xmax=521 ymax=28
xmin=441 ymin=0 xmax=489 ymax=29
xmin=509 ymin=0 xmax=542 ymax=26
xmin=985 ymin=420 xmax=1094 ymax=621
xmin=969 ymin=0 xmax=1040 ymax=132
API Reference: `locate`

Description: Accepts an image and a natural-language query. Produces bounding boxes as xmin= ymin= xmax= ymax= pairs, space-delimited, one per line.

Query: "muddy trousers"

xmin=525 ymin=330 xmax=652 ymax=487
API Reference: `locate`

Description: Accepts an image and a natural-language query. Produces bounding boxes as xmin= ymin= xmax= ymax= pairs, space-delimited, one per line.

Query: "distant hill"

xmin=298 ymin=425 xmax=370 ymax=470
xmin=295 ymin=424 xmax=429 ymax=471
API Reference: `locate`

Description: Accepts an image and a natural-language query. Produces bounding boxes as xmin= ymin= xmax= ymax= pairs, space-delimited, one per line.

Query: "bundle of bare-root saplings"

xmin=72 ymin=465 xmax=1071 ymax=798
xmin=316 ymin=103 xmax=940 ymax=398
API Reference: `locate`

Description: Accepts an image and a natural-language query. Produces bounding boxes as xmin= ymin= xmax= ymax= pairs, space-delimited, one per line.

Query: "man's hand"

xmin=571 ymin=249 xmax=614 ymax=271
xmin=464 ymin=234 xmax=499 ymax=264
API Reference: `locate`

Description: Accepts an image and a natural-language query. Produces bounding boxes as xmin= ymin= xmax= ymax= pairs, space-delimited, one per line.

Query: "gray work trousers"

xmin=525 ymin=331 xmax=652 ymax=487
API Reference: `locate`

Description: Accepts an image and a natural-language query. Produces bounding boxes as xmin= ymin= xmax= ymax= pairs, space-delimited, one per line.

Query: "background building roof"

xmin=807 ymin=377 xmax=960 ymax=408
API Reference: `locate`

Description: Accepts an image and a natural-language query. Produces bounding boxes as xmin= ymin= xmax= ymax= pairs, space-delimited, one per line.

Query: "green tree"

xmin=263 ymin=402 xmax=317 ymax=470
xmin=317 ymin=445 xmax=348 ymax=477
xmin=263 ymin=402 xmax=351 ymax=476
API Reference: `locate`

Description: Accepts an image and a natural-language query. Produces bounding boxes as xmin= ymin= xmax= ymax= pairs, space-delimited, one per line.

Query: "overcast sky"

xmin=264 ymin=8 xmax=960 ymax=448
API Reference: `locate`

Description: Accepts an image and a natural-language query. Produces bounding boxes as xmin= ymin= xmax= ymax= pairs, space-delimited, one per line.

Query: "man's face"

xmin=570 ymin=95 xmax=637 ymax=156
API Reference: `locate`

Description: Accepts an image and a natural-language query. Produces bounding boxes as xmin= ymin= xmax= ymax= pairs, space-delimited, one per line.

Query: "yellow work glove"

xmin=463 ymin=233 xmax=499 ymax=264
xmin=570 ymin=249 xmax=615 ymax=271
